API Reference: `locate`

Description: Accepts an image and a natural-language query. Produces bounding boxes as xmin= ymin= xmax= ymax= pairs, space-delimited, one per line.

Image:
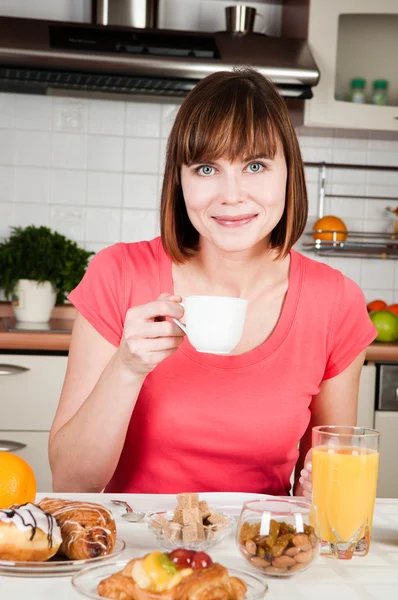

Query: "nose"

xmin=220 ymin=172 xmax=244 ymax=204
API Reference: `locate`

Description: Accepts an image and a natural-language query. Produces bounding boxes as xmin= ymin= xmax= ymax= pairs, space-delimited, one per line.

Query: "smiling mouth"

xmin=212 ymin=214 xmax=258 ymax=227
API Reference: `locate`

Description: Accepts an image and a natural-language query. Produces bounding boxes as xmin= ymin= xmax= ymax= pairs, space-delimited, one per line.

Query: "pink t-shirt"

xmin=68 ymin=237 xmax=376 ymax=495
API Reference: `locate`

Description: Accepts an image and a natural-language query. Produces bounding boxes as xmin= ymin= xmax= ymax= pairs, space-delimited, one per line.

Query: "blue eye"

xmin=247 ymin=162 xmax=264 ymax=173
xmin=196 ymin=165 xmax=214 ymax=176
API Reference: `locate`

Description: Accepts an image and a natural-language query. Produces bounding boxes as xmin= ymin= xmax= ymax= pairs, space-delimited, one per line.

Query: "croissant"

xmin=98 ymin=558 xmax=247 ymax=600
xmin=38 ymin=498 xmax=116 ymax=560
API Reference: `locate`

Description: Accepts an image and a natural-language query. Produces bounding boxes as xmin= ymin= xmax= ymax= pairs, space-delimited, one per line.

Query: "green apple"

xmin=369 ymin=310 xmax=398 ymax=343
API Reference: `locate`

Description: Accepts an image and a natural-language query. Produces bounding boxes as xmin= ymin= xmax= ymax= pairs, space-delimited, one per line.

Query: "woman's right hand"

xmin=117 ymin=293 xmax=185 ymax=377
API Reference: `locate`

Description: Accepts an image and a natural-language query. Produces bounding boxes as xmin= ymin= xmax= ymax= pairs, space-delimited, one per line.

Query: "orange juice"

xmin=312 ymin=446 xmax=379 ymax=543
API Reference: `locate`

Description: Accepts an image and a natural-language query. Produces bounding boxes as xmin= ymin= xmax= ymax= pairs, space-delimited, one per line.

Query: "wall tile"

xmin=15 ymin=131 xmax=51 ymax=167
xmin=14 ymin=203 xmax=49 ymax=228
xmin=87 ymin=135 xmax=123 ymax=172
xmin=165 ymin=0 xmax=200 ymax=30
xmin=361 ymin=260 xmax=395 ymax=290
xmin=50 ymin=170 xmax=87 ymax=206
xmin=88 ymin=99 xmax=125 ymax=136
xmin=368 ymin=151 xmax=398 ymax=167
xmin=87 ymin=172 xmax=123 ymax=207
xmin=15 ymin=167 xmax=50 ymax=204
xmin=325 ymin=195 xmax=364 ymax=219
xmin=124 ymin=138 xmax=160 ymax=174
xmin=0 ymin=202 xmax=14 ymax=239
xmin=362 ymin=289 xmax=395 ymax=305
xmin=160 ymin=104 xmax=180 ymax=139
xmin=14 ymin=95 xmax=52 ymax=131
xmin=332 ymin=148 xmax=368 ymax=165
xmin=121 ymin=209 xmax=159 ymax=242
xmin=0 ymin=129 xmax=15 ymax=165
xmin=125 ymin=103 xmax=161 ymax=138
xmin=0 ymin=166 xmax=14 ymax=202
xmin=0 ymin=94 xmax=15 ymax=128
xmin=85 ymin=242 xmax=113 ymax=253
xmin=300 ymin=146 xmax=333 ymax=163
xmin=123 ymin=174 xmax=159 ymax=209
xmin=86 ymin=207 xmax=122 ymax=243
xmin=52 ymin=133 xmax=87 ymax=169
xmin=50 ymin=206 xmax=86 ymax=242
xmin=52 ymin=98 xmax=88 ymax=133
xmin=364 ymin=199 xmax=395 ymax=221
xmin=159 ymin=139 xmax=168 ymax=175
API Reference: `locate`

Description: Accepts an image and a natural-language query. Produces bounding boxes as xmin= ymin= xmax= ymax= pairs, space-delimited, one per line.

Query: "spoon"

xmin=111 ymin=500 xmax=146 ymax=523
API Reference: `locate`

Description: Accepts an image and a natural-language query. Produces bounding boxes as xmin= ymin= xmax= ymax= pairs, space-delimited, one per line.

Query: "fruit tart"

xmin=98 ymin=549 xmax=247 ymax=600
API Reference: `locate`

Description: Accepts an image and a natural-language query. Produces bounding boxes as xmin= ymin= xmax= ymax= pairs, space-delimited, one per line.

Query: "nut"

xmin=264 ymin=565 xmax=287 ymax=574
xmin=284 ymin=547 xmax=300 ymax=557
xmin=250 ymin=556 xmax=271 ymax=568
xmin=272 ymin=555 xmax=296 ymax=568
xmin=287 ymin=562 xmax=306 ymax=573
xmin=245 ymin=540 xmax=257 ymax=555
xmin=294 ymin=550 xmax=313 ymax=564
xmin=292 ymin=534 xmax=310 ymax=548
xmin=309 ymin=533 xmax=318 ymax=548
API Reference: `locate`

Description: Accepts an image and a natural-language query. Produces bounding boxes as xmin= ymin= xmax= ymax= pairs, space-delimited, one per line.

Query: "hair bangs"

xmin=176 ymin=86 xmax=279 ymax=167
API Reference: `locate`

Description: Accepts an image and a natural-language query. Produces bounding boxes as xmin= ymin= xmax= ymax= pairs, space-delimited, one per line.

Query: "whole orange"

xmin=386 ymin=304 xmax=398 ymax=317
xmin=312 ymin=216 xmax=348 ymax=242
xmin=0 ymin=452 xmax=36 ymax=509
xmin=367 ymin=299 xmax=387 ymax=312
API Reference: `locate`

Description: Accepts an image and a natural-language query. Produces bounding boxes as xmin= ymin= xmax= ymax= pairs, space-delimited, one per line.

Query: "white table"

xmin=1 ymin=493 xmax=398 ymax=600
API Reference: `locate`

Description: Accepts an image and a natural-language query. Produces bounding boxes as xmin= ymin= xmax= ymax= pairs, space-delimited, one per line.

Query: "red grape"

xmin=168 ymin=549 xmax=195 ymax=569
xmin=191 ymin=552 xmax=213 ymax=570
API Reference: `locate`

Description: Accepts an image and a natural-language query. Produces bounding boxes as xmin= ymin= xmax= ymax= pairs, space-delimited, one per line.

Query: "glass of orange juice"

xmin=312 ymin=426 xmax=379 ymax=560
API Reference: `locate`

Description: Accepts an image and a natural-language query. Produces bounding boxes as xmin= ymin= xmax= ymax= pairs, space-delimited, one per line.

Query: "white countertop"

xmin=1 ymin=492 xmax=398 ymax=600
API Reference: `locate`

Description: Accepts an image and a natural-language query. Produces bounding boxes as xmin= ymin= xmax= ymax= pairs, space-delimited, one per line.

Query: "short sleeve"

xmin=68 ymin=243 xmax=127 ymax=347
xmin=323 ymin=275 xmax=377 ymax=380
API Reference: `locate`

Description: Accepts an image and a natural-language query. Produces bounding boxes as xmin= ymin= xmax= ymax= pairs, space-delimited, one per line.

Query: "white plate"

xmin=72 ymin=560 xmax=269 ymax=599
xmin=0 ymin=538 xmax=126 ymax=578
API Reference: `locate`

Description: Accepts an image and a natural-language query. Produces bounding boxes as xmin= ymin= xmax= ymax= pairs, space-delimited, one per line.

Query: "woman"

xmin=49 ymin=68 xmax=376 ymax=497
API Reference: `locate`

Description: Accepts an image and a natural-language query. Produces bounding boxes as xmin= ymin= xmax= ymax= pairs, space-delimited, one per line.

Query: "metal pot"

xmin=92 ymin=0 xmax=159 ymax=29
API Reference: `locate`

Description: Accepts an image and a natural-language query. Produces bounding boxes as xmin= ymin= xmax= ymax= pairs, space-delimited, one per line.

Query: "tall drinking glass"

xmin=312 ymin=426 xmax=379 ymax=559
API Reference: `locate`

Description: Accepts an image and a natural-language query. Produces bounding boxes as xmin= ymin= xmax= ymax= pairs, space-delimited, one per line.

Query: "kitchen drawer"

xmin=0 ymin=354 xmax=67 ymax=430
xmin=0 ymin=430 xmax=52 ymax=493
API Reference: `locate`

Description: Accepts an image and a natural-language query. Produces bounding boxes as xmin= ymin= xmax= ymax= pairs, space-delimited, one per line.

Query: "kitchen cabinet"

xmin=375 ymin=411 xmax=398 ymax=498
xmin=0 ymin=353 xmax=67 ymax=492
xmin=305 ymin=0 xmax=398 ymax=131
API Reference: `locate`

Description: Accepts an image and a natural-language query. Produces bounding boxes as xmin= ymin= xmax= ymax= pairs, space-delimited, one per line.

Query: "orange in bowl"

xmin=312 ymin=216 xmax=348 ymax=242
xmin=367 ymin=299 xmax=387 ymax=312
xmin=0 ymin=452 xmax=36 ymax=508
xmin=386 ymin=304 xmax=398 ymax=317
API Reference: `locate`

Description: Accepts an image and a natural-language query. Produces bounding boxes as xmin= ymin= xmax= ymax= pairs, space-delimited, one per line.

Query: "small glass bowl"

xmin=236 ymin=498 xmax=320 ymax=578
xmin=145 ymin=510 xmax=235 ymax=551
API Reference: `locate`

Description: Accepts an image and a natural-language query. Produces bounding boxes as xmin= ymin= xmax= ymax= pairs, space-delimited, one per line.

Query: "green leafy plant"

xmin=0 ymin=226 xmax=94 ymax=304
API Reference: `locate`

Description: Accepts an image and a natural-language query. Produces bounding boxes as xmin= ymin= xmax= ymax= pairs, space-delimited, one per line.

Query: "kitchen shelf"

xmin=303 ymin=161 xmax=398 ymax=260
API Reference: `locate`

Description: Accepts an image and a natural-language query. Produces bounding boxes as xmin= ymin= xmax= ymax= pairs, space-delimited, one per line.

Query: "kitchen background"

xmin=0 ymin=0 xmax=398 ymax=305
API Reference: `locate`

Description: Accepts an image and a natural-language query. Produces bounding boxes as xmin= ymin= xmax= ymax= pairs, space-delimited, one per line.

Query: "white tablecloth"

xmin=1 ymin=492 xmax=398 ymax=600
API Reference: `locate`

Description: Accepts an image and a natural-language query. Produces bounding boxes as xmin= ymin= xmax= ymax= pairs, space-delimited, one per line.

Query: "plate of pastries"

xmin=72 ymin=548 xmax=268 ymax=600
xmin=0 ymin=497 xmax=125 ymax=576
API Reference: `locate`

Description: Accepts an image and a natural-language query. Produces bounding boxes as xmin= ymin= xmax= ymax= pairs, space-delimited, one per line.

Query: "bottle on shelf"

xmin=350 ymin=78 xmax=366 ymax=103
xmin=371 ymin=80 xmax=389 ymax=106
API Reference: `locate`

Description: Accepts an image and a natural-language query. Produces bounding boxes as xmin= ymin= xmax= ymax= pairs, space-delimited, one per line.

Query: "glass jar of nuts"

xmin=236 ymin=499 xmax=320 ymax=577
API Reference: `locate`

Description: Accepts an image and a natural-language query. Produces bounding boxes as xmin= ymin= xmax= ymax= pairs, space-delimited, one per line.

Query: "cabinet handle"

xmin=0 ymin=440 xmax=27 ymax=452
xmin=0 ymin=364 xmax=30 ymax=376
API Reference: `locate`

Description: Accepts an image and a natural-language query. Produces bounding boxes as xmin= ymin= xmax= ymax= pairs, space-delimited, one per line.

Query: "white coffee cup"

xmin=173 ymin=295 xmax=248 ymax=355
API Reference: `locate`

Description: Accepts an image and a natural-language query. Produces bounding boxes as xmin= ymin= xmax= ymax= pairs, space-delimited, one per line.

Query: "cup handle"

xmin=173 ymin=302 xmax=187 ymax=334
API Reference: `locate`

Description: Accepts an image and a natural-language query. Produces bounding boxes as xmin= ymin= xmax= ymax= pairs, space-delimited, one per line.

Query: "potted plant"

xmin=0 ymin=226 xmax=93 ymax=323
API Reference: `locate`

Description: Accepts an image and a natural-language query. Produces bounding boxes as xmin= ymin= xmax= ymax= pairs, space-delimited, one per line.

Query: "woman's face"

xmin=180 ymin=144 xmax=287 ymax=254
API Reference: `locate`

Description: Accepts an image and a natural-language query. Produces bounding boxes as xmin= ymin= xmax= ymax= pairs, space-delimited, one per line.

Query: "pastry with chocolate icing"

xmin=0 ymin=503 xmax=62 ymax=561
xmin=38 ymin=497 xmax=116 ymax=560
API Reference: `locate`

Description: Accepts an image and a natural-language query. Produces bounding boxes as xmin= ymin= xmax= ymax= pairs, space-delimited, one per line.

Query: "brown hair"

xmin=160 ymin=68 xmax=308 ymax=263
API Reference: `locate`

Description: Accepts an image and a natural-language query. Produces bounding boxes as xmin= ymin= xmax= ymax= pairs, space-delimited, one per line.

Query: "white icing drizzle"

xmin=40 ymin=501 xmax=114 ymax=552
xmin=0 ymin=503 xmax=62 ymax=548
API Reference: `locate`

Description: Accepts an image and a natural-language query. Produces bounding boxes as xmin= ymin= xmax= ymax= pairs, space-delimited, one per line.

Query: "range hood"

xmin=0 ymin=16 xmax=320 ymax=101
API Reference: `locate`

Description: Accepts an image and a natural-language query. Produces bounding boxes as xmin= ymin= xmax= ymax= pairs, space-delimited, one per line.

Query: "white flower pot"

xmin=12 ymin=279 xmax=57 ymax=323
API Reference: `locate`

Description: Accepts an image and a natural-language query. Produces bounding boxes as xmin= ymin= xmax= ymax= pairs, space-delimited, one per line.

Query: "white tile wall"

xmin=0 ymin=0 xmax=397 ymax=303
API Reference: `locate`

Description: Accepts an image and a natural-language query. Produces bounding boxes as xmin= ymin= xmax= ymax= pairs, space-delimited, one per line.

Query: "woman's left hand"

xmin=296 ymin=449 xmax=312 ymax=501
